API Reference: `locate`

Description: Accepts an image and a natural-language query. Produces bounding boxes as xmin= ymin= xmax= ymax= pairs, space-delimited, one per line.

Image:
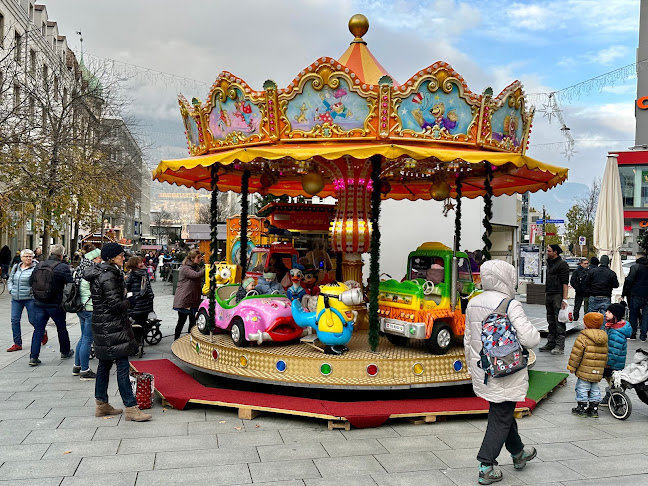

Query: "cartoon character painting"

xmin=287 ymin=79 xmax=368 ymax=132
xmin=400 ymin=81 xmax=473 ymax=138
xmin=184 ymin=116 xmax=200 ymax=146
xmin=492 ymin=109 xmax=522 ymax=148
xmin=208 ymin=88 xmax=261 ymax=140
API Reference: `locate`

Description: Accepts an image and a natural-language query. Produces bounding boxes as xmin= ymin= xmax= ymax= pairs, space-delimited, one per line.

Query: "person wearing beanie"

xmin=83 ymin=243 xmax=151 ymax=422
xmin=590 ymin=256 xmax=599 ymax=268
xmin=540 ymin=244 xmax=570 ymax=355
xmin=256 ymin=271 xmax=285 ymax=295
xmin=72 ymin=246 xmax=102 ymax=380
xmin=600 ymin=302 xmax=632 ymax=407
xmin=235 ymin=277 xmax=257 ymax=303
xmin=567 ymin=312 xmax=608 ymax=418
xmin=585 ymin=254 xmax=619 ymax=316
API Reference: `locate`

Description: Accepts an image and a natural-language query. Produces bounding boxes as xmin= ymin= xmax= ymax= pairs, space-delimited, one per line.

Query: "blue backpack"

xmin=478 ymin=298 xmax=529 ymax=384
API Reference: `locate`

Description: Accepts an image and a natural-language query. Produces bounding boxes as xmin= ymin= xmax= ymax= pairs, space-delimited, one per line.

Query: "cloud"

xmin=587 ymin=45 xmax=630 ymax=65
xmin=507 ymin=4 xmax=554 ymax=31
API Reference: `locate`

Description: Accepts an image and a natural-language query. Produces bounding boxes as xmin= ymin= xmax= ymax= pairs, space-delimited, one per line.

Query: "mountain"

xmin=527 ymin=182 xmax=590 ymax=222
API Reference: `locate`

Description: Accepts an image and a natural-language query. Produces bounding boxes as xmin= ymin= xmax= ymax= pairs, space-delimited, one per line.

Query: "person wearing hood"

xmin=83 ymin=243 xmax=151 ymax=422
xmin=601 ymin=302 xmax=632 ymax=406
xmin=464 ymin=260 xmax=540 ymax=484
xmin=621 ymin=251 xmax=648 ymax=341
xmin=585 ymin=254 xmax=619 ymax=316
xmin=172 ymin=249 xmax=205 ymax=340
xmin=539 ymin=244 xmax=570 ymax=355
xmin=255 ymin=271 xmax=285 ymax=295
xmin=567 ymin=312 xmax=608 ymax=418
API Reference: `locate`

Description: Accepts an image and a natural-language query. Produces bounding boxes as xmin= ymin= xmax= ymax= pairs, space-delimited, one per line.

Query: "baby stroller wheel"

xmin=609 ymin=390 xmax=632 ymax=420
xmin=145 ymin=328 xmax=162 ymax=345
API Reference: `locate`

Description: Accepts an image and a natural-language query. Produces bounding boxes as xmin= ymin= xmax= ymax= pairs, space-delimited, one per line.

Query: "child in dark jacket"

xmin=567 ymin=312 xmax=608 ymax=418
xmin=602 ymin=302 xmax=632 ymax=406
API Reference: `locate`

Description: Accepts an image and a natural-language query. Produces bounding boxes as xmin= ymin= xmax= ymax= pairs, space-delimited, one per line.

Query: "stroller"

xmin=130 ymin=311 xmax=163 ymax=358
xmin=607 ymin=349 xmax=648 ymax=420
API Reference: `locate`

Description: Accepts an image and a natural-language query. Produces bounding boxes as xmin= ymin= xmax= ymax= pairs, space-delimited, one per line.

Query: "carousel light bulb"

xmin=430 ymin=181 xmax=451 ymax=201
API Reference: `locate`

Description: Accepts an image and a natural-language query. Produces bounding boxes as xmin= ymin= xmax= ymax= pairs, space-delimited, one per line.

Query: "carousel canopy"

xmin=153 ymin=14 xmax=568 ymax=199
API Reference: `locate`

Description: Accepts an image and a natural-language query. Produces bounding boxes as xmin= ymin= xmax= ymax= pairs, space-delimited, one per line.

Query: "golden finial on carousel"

xmin=348 ymin=14 xmax=369 ymax=44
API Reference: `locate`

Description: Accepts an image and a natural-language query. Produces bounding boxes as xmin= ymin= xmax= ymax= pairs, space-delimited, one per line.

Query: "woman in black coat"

xmin=84 ymin=243 xmax=151 ymax=422
xmin=125 ymin=256 xmax=155 ymax=324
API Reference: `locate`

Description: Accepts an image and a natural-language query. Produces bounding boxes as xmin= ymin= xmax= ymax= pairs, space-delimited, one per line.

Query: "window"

xmin=42 ymin=64 xmax=48 ymax=87
xmin=63 ymin=87 xmax=67 ymax=105
xmin=53 ymin=76 xmax=59 ymax=100
xmin=28 ymin=97 xmax=35 ymax=122
xmin=13 ymin=84 xmax=20 ymax=109
xmin=41 ymin=102 xmax=46 ymax=127
xmin=41 ymin=22 xmax=45 ymax=36
xmin=29 ymin=49 xmax=36 ymax=76
xmin=0 ymin=13 xmax=5 ymax=47
xmin=14 ymin=31 xmax=22 ymax=63
xmin=29 ymin=3 xmax=33 ymax=20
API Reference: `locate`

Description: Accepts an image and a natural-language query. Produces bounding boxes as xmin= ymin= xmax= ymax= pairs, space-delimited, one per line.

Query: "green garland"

xmin=368 ymin=154 xmax=382 ymax=351
xmin=240 ymin=170 xmax=251 ymax=273
xmin=208 ymin=166 xmax=219 ymax=332
xmin=482 ymin=162 xmax=493 ymax=260
xmin=454 ymin=176 xmax=463 ymax=251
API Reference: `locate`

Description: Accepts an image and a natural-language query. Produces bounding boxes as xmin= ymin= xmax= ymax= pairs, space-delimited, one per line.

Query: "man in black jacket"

xmin=28 ymin=244 xmax=74 ymax=366
xmin=622 ymin=252 xmax=648 ymax=341
xmin=570 ymin=258 xmax=590 ymax=321
xmin=586 ymin=254 xmax=619 ymax=316
xmin=539 ymin=244 xmax=570 ymax=354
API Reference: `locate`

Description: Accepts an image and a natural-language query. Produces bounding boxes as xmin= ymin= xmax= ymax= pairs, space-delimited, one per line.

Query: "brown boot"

xmin=95 ymin=400 xmax=123 ymax=417
xmin=125 ymin=406 xmax=152 ymax=422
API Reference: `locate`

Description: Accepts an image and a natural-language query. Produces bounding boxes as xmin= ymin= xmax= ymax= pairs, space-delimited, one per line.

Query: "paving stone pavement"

xmin=0 ymin=280 xmax=647 ymax=485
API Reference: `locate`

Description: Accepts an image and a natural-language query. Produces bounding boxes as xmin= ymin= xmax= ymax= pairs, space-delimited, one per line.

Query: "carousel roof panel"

xmin=337 ymin=40 xmax=398 ymax=86
xmin=153 ymin=142 xmax=568 ymax=200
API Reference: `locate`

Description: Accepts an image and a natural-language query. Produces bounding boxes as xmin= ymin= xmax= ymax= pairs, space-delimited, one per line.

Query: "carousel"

xmin=153 ymin=15 xmax=568 ymax=390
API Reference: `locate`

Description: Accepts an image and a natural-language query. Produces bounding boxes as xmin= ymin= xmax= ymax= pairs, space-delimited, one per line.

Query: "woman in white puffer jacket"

xmin=464 ymin=259 xmax=540 ymax=485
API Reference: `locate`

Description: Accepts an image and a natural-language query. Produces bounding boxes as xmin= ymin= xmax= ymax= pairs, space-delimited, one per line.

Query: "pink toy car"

xmin=195 ymin=284 xmax=305 ymax=346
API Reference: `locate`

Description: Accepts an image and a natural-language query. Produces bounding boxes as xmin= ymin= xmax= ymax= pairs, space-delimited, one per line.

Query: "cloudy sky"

xmin=45 ymin=0 xmax=641 ymax=186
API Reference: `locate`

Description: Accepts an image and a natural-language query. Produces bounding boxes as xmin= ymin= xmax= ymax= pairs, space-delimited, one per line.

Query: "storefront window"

xmin=619 ymin=166 xmax=636 ymax=207
xmin=618 ymin=166 xmax=648 ymax=208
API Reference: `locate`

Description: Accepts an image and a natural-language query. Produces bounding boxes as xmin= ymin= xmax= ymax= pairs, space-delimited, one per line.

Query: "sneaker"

xmin=72 ymin=365 xmax=81 ymax=376
xmin=512 ymin=446 xmax=537 ymax=470
xmin=79 ymin=369 xmax=96 ymax=381
xmin=538 ymin=343 xmax=555 ymax=352
xmin=41 ymin=330 xmax=48 ymax=346
xmin=60 ymin=350 xmax=74 ymax=359
xmin=641 ymin=338 xmax=647 ymax=342
xmin=478 ymin=464 xmax=503 ymax=484
xmin=6 ymin=344 xmax=22 ymax=352
xmin=28 ymin=358 xmax=41 ymax=366
xmin=629 ymin=336 xmax=637 ymax=341
xmin=550 ymin=347 xmax=564 ymax=355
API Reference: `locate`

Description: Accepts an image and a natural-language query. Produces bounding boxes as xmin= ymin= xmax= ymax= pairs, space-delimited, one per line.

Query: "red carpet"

xmin=131 ymin=359 xmax=538 ymax=428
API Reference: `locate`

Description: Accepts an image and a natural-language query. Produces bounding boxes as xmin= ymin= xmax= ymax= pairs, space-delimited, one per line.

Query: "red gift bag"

xmin=129 ymin=371 xmax=154 ymax=409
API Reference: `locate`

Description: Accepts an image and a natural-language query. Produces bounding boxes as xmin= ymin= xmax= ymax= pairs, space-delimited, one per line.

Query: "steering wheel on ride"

xmin=245 ymin=289 xmax=259 ymax=297
xmin=422 ymin=281 xmax=436 ymax=295
xmin=270 ymin=290 xmax=283 ymax=295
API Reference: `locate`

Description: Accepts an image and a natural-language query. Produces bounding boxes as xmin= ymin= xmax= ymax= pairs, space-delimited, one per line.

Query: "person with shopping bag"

xmin=83 ymin=243 xmax=152 ymax=422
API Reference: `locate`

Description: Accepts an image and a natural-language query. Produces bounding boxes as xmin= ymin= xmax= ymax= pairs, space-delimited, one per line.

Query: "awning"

xmin=153 ymin=143 xmax=568 ymax=200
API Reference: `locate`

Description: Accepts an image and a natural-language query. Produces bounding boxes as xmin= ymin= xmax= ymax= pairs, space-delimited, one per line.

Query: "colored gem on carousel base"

xmin=291 ymin=281 xmax=364 ymax=354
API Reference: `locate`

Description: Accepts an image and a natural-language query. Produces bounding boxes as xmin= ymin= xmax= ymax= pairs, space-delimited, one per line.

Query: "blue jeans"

xmin=588 ymin=296 xmax=611 ymax=319
xmin=11 ymin=299 xmax=36 ymax=346
xmin=575 ymin=378 xmax=602 ymax=402
xmin=628 ymin=296 xmax=648 ymax=340
xmin=30 ymin=304 xmax=71 ymax=359
xmin=95 ymin=357 xmax=137 ymax=407
xmin=75 ymin=311 xmax=94 ymax=371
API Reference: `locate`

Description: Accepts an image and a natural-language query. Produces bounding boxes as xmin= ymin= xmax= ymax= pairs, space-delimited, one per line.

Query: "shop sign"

xmin=638 ymin=96 xmax=648 ymax=109
xmin=625 ymin=225 xmax=633 ymax=231
xmin=639 ymin=221 xmax=648 ymax=228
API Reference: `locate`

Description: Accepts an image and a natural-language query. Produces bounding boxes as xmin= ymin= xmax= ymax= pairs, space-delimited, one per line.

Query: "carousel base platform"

xmin=173 ymin=328 xmax=482 ymax=390
xmin=130 ymin=359 xmax=567 ymax=429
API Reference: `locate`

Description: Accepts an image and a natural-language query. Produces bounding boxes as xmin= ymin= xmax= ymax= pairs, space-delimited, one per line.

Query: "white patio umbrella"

xmin=594 ymin=155 xmax=625 ymax=290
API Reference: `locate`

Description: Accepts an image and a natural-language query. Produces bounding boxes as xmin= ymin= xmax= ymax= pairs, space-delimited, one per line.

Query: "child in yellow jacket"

xmin=567 ymin=312 xmax=608 ymax=418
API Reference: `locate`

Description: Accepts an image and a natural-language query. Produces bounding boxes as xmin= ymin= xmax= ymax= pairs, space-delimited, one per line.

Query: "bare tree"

xmin=152 ymin=209 xmax=173 ymax=244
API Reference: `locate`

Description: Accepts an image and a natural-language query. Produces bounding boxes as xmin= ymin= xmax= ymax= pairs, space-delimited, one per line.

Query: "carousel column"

xmin=208 ymin=166 xmax=220 ymax=333
xmin=482 ymin=162 xmax=494 ymax=261
xmin=368 ymin=154 xmax=382 ymax=351
xmin=240 ymin=170 xmax=251 ymax=273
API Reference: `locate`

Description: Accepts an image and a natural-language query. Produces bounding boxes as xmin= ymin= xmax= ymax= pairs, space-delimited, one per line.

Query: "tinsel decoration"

xmin=482 ymin=162 xmax=494 ymax=261
xmin=368 ymin=154 xmax=382 ymax=352
xmin=335 ymin=252 xmax=343 ymax=282
xmin=240 ymin=170 xmax=251 ymax=273
xmin=454 ymin=175 xmax=463 ymax=251
xmin=208 ymin=167 xmax=219 ymax=333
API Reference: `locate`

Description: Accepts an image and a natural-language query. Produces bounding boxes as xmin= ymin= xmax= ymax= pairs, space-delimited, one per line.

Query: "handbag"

xmin=129 ymin=371 xmax=154 ymax=409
